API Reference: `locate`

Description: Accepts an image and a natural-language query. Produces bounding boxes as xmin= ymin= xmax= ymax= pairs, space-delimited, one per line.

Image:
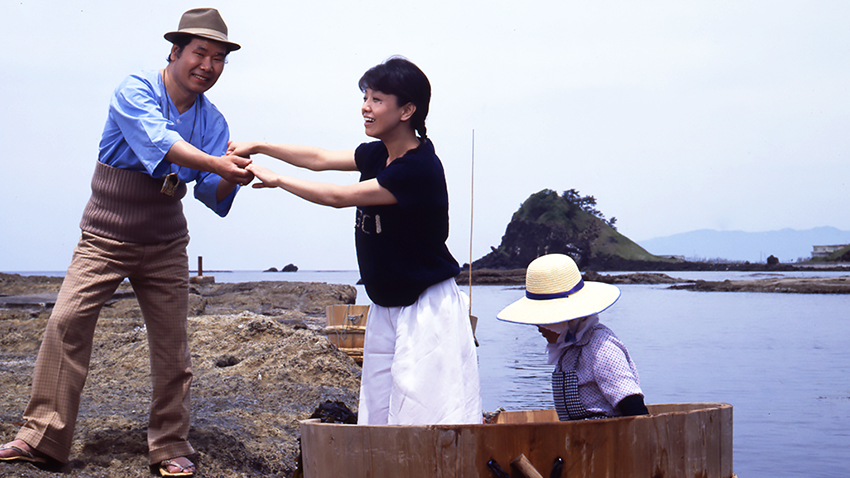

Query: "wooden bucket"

xmin=324 ymin=305 xmax=370 ymax=362
xmin=324 ymin=325 xmax=366 ymax=349
xmin=300 ymin=402 xmax=734 ymax=478
xmin=326 ymin=304 xmax=370 ymax=327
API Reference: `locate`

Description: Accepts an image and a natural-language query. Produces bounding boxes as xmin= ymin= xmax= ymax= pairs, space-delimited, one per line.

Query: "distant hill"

xmin=473 ymin=189 xmax=673 ymax=270
xmin=636 ymin=227 xmax=850 ymax=263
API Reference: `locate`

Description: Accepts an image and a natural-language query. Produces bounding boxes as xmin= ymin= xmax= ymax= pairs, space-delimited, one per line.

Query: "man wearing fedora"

xmin=0 ymin=8 xmax=249 ymax=476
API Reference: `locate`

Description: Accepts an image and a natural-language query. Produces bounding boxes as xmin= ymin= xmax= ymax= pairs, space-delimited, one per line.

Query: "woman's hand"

xmin=245 ymin=163 xmax=280 ymax=189
xmin=227 ymin=140 xmax=261 ymax=158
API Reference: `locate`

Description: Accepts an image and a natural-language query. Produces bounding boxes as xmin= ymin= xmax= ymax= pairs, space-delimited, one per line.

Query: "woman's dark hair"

xmin=359 ymin=57 xmax=431 ymax=139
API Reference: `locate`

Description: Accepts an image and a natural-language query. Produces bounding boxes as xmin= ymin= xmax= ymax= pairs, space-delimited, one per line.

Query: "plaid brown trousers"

xmin=16 ymin=231 xmax=195 ymax=465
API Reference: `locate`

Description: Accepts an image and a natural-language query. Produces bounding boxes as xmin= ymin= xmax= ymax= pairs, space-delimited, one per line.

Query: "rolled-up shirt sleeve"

xmin=195 ymin=113 xmax=240 ymax=217
xmin=193 ymin=170 xmax=238 ymax=217
xmin=184 ymin=112 xmax=238 ymax=217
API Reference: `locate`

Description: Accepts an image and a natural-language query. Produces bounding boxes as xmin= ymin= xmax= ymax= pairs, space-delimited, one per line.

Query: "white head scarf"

xmin=543 ymin=314 xmax=600 ymax=365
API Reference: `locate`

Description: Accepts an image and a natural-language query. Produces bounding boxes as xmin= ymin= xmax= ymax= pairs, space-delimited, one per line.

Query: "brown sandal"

xmin=0 ymin=442 xmax=47 ymax=464
xmin=159 ymin=458 xmax=195 ymax=477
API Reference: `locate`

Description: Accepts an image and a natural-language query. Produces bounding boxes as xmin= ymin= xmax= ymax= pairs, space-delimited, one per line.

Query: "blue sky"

xmin=2 ymin=1 xmax=848 ymax=271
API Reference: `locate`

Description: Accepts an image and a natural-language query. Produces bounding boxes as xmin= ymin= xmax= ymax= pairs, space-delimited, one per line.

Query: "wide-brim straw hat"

xmin=164 ymin=8 xmax=241 ymax=51
xmin=497 ymin=253 xmax=620 ymax=326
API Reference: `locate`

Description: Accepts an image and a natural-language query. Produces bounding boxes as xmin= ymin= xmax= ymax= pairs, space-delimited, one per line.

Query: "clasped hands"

xmin=219 ymin=153 xmax=254 ymax=186
xmin=226 ymin=141 xmax=277 ymax=189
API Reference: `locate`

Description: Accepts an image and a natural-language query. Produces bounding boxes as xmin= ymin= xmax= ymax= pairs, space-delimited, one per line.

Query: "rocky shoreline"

xmin=460 ymin=267 xmax=850 ymax=293
xmin=668 ymin=276 xmax=850 ymax=294
xmin=0 ymin=273 xmax=360 ymax=478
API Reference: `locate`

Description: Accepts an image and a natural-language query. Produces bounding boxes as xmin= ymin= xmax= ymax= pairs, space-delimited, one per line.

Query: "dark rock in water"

xmin=583 ymin=271 xmax=686 ymax=285
xmin=456 ymin=269 xmax=689 ymax=286
xmin=670 ymin=276 xmax=850 ymax=294
xmin=265 ymin=264 xmax=298 ymax=272
xmin=456 ymin=269 xmax=526 ymax=285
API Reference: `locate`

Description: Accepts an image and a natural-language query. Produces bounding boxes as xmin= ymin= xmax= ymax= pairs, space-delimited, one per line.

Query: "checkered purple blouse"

xmin=555 ymin=323 xmax=643 ymax=417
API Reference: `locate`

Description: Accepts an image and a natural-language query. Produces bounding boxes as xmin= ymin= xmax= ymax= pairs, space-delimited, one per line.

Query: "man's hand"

xmin=216 ymin=154 xmax=254 ymax=185
xmin=164 ymin=140 xmax=254 ymax=185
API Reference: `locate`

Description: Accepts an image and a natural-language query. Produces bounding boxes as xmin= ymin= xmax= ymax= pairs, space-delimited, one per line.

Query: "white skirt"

xmin=357 ymin=278 xmax=482 ymax=425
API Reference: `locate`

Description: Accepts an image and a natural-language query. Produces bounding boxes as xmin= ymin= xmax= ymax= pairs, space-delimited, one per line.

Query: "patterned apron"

xmin=552 ymin=348 xmax=605 ymax=421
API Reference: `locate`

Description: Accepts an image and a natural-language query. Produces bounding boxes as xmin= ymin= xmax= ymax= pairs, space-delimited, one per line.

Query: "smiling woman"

xmin=360 ymin=88 xmax=414 ymax=142
xmin=227 ymin=56 xmax=482 ymax=427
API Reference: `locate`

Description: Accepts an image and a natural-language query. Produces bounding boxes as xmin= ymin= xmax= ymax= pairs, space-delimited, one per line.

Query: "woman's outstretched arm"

xmin=246 ymin=163 xmax=396 ymax=208
xmin=228 ymin=141 xmax=357 ymax=172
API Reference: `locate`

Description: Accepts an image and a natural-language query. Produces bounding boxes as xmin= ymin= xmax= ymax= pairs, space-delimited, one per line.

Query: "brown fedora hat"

xmin=164 ymin=8 xmax=241 ymax=51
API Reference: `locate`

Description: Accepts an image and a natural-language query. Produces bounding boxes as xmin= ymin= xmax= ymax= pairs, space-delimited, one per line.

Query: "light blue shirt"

xmin=98 ymin=70 xmax=237 ymax=216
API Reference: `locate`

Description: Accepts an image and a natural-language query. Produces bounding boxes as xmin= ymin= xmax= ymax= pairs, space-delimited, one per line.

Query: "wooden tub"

xmin=300 ymin=403 xmax=734 ymax=478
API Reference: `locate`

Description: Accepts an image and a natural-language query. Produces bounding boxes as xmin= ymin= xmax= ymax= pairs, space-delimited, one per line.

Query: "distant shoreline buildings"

xmin=811 ymin=244 xmax=849 ymax=258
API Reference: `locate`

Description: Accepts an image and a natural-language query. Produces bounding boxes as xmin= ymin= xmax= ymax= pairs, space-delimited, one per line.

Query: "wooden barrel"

xmin=300 ymin=402 xmax=734 ymax=478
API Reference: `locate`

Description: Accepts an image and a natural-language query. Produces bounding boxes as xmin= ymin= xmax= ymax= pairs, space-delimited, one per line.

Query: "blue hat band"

xmin=525 ymin=279 xmax=584 ymax=300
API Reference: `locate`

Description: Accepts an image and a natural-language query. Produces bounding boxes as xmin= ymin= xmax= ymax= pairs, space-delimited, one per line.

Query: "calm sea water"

xmin=17 ymin=269 xmax=850 ymax=477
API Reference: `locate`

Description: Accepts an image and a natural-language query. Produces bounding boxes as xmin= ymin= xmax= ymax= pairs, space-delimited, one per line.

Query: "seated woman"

xmin=497 ymin=253 xmax=648 ymax=420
